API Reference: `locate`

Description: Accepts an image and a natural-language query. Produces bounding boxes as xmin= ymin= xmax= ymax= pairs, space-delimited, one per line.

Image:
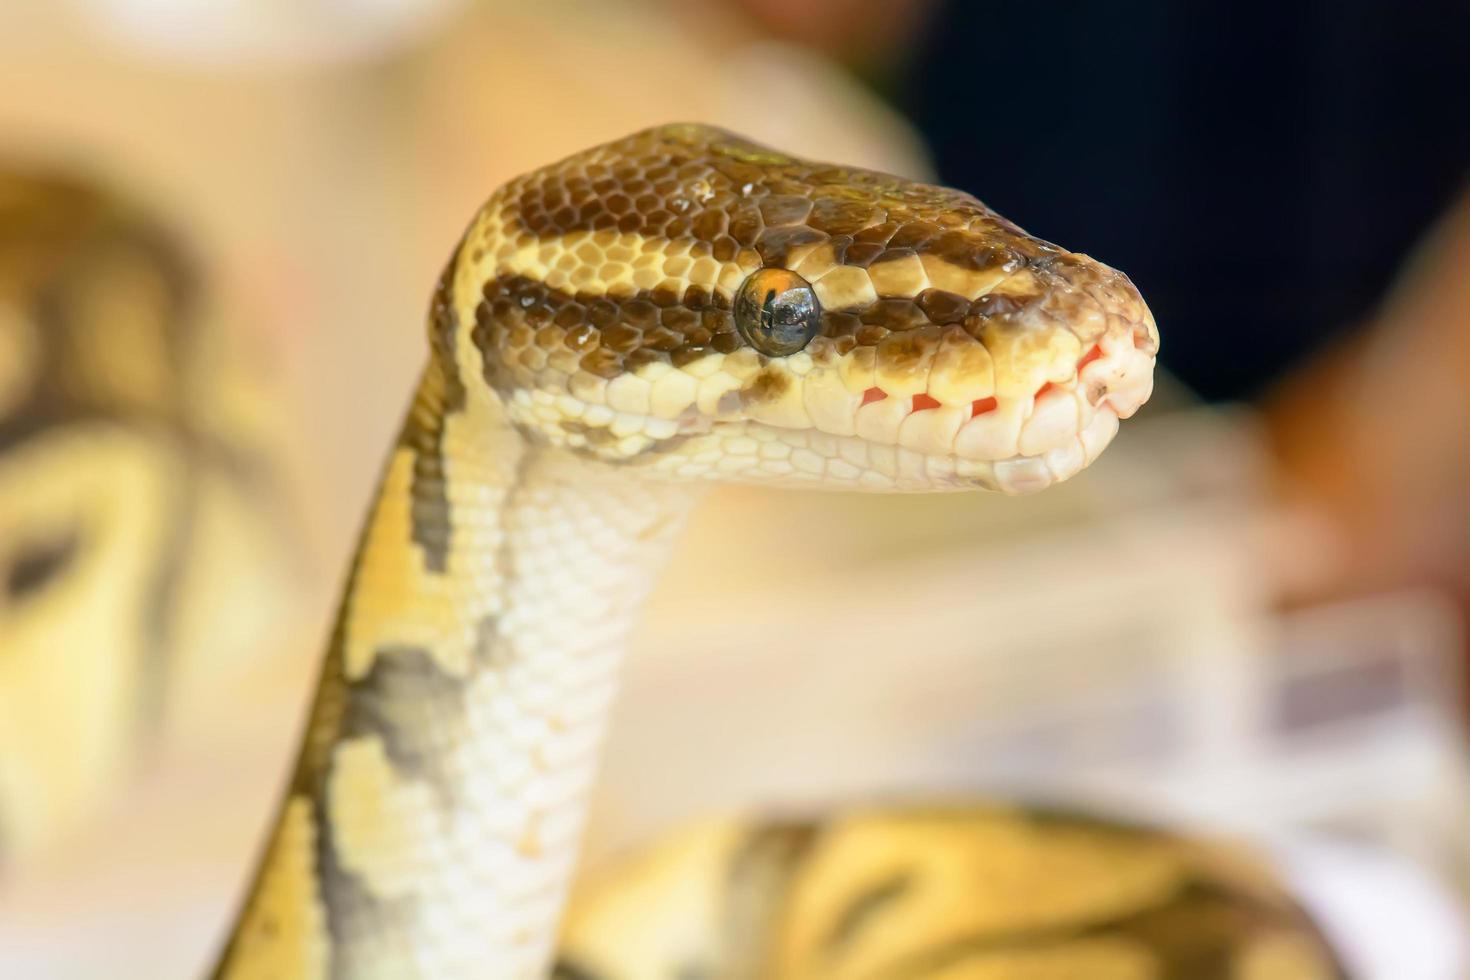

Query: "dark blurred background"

xmin=902 ymin=1 xmax=1470 ymax=402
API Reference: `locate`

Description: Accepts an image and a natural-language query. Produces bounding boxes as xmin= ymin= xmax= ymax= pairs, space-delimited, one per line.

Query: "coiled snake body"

xmin=0 ymin=168 xmax=284 ymax=864
xmin=210 ymin=125 xmax=1339 ymax=978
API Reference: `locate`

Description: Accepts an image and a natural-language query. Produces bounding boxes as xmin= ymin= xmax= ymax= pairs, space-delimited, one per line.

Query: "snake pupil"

xmin=761 ymin=288 xmax=778 ymax=326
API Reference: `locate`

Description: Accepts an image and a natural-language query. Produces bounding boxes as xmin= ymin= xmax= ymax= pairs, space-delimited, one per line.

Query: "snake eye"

xmin=733 ymin=268 xmax=821 ymax=357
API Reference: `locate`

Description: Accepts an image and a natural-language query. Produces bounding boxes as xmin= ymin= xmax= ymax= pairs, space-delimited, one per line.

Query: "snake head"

xmin=457 ymin=124 xmax=1157 ymax=493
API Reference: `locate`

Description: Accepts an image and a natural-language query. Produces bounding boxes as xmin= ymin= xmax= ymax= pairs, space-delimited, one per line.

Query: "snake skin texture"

xmin=556 ymin=808 xmax=1347 ymax=980
xmin=205 ymin=125 xmax=1337 ymax=980
xmin=0 ymin=168 xmax=285 ymax=865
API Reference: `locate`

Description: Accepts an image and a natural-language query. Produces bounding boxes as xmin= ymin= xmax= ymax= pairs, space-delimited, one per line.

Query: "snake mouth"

xmin=517 ymin=316 xmax=1155 ymax=494
xmin=686 ymin=311 xmax=1155 ymax=494
xmin=838 ymin=325 xmax=1156 ymax=493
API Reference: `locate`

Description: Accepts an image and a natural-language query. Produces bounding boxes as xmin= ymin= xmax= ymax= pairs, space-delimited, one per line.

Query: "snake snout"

xmin=958 ymin=257 xmax=1157 ymax=492
xmin=827 ymin=251 xmax=1157 ymax=493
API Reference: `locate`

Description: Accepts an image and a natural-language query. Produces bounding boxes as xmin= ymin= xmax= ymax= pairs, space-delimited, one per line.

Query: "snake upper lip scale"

xmin=210 ymin=124 xmax=1161 ymax=978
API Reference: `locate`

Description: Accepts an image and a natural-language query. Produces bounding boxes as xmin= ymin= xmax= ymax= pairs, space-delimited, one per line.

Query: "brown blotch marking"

xmin=927 ymin=230 xmax=1023 ymax=272
xmin=754 ymin=225 xmax=826 ymax=267
xmin=861 ymin=297 xmax=925 ymax=330
xmin=624 ymin=298 xmax=659 ymax=329
xmin=854 ymin=221 xmax=899 ymax=245
xmin=586 ymin=298 xmax=618 ymax=329
xmin=403 ymin=257 xmax=466 ymax=574
xmin=721 ymin=820 xmax=821 ymax=977
xmin=559 ymin=420 xmax=620 ymax=448
xmin=339 ymin=645 xmax=468 ymax=805
xmin=824 ymin=235 xmax=852 ymax=266
xmin=473 ymin=614 xmax=502 ymax=666
xmin=671 ymin=344 xmax=710 ymax=368
xmin=759 ymin=194 xmax=813 ymax=225
xmin=398 ymin=402 xmax=453 ymax=576
xmin=1074 ymin=875 xmax=1346 ymax=980
xmin=650 ymin=285 xmax=682 ymax=309
xmin=601 ymin=323 xmax=642 ymax=353
xmin=824 ymin=871 xmax=914 ymax=952
xmin=564 ymin=323 xmax=599 ymax=351
xmin=658 ymin=305 xmax=698 ymax=332
xmin=4 ymin=528 xmax=80 ymax=601
xmin=876 ymin=328 xmax=942 ymax=384
xmin=917 ymin=288 xmax=971 ymax=325
xmin=691 ymin=208 xmax=727 ymax=241
xmin=842 ymin=240 xmax=888 ymax=268
xmin=311 ymin=791 xmax=419 ymax=980
xmin=550 ymin=961 xmax=611 ymax=980
xmin=888 ymin=220 xmax=942 ymax=250
xmin=710 ymin=331 xmax=742 ymax=354
xmin=822 ymin=311 xmax=862 ymax=339
xmin=428 ymin=250 xmax=466 ymax=412
xmin=742 ymin=367 xmax=789 ymax=405
xmin=862 ymin=883 xmax=1341 ymax=980
xmin=824 ymin=807 xmax=1345 ymax=980
xmin=808 ymin=196 xmax=881 ymax=235
xmin=643 ymin=327 xmax=683 ymax=353
xmin=494 ymin=126 xmax=1104 ymax=322
xmin=552 ymin=303 xmax=585 ymax=330
xmin=578 ymin=347 xmax=623 ymax=379
xmin=475 ymin=277 xmax=775 ymax=396
xmin=625 ymin=347 xmax=667 ymax=372
xmin=728 ymin=206 xmax=764 ymax=247
xmin=970 ymin=292 xmax=1024 ymax=319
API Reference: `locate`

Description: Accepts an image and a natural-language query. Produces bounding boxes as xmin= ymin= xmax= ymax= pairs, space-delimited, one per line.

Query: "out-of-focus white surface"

xmin=70 ymin=0 xmax=469 ymax=64
xmin=1281 ymin=837 xmax=1469 ymax=980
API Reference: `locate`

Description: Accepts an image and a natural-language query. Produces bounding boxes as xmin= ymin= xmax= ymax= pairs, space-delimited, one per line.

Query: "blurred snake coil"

xmin=0 ymin=127 xmax=1345 ymax=978
xmin=0 ymin=167 xmax=289 ymax=865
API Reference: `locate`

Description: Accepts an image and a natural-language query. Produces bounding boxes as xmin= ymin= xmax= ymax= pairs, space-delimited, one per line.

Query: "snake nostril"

xmin=911 ymin=393 xmax=941 ymax=412
xmin=970 ymin=396 xmax=997 ymax=418
xmin=861 ymin=387 xmax=887 ymax=406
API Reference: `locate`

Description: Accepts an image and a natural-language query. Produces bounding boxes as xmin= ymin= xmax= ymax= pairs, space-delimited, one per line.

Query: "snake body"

xmin=210 ymin=124 xmax=1334 ymax=978
xmin=0 ymin=168 xmax=285 ymax=864
xmin=555 ymin=808 xmax=1344 ymax=979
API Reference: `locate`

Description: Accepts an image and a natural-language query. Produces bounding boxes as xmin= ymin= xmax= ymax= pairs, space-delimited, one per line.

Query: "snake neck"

xmin=213 ymin=361 xmax=698 ymax=979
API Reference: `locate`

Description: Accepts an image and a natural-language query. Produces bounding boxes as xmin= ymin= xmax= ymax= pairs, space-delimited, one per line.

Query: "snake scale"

xmin=4 ymin=125 xmax=1340 ymax=978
